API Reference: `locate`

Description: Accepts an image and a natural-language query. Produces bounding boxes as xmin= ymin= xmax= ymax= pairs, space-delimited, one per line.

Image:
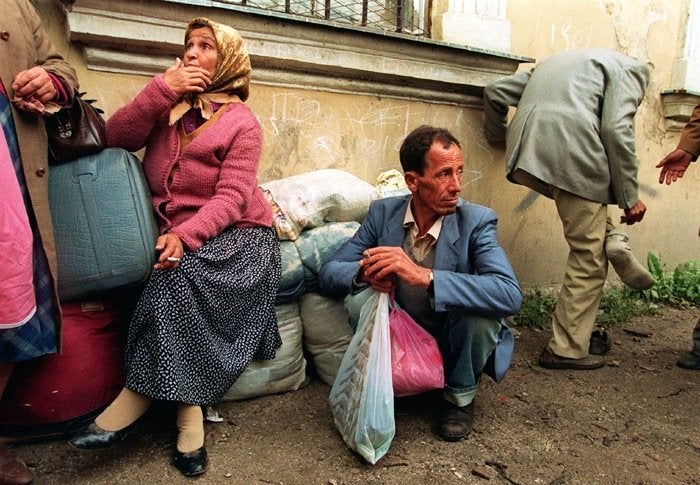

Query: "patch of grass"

xmin=513 ymin=288 xmax=556 ymax=330
xmin=596 ymin=286 xmax=657 ymax=328
xmin=642 ymin=253 xmax=700 ymax=307
xmin=515 ymin=254 xmax=698 ymax=330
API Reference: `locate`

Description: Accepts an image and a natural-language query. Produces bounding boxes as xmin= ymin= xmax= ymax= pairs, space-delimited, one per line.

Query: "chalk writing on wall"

xmin=257 ymin=92 xmax=493 ymax=187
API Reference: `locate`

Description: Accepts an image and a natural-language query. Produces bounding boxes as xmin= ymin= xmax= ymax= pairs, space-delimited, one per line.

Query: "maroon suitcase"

xmin=0 ymin=297 xmax=128 ymax=439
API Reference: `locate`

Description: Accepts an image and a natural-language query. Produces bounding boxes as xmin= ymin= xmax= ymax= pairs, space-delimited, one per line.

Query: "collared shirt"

xmin=182 ymin=102 xmax=222 ymax=134
xmin=403 ymin=198 xmax=443 ymax=262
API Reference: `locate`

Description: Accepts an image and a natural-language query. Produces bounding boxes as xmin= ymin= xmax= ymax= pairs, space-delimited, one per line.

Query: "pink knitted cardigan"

xmin=106 ymin=75 xmax=272 ymax=251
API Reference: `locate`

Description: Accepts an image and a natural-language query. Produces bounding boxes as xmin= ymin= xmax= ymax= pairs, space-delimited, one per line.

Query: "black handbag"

xmin=46 ymin=90 xmax=107 ymax=163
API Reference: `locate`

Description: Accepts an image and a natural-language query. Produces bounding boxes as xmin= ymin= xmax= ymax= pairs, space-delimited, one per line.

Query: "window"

xmin=661 ymin=0 xmax=700 ymax=128
xmin=219 ymin=0 xmax=430 ymax=36
xmin=681 ymin=0 xmax=700 ymax=90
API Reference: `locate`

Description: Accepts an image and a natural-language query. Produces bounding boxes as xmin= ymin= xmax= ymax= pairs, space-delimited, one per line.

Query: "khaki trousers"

xmin=548 ymin=188 xmax=609 ymax=359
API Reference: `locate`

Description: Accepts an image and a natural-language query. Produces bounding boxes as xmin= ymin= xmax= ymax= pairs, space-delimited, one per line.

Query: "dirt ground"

xmin=8 ymin=305 xmax=699 ymax=484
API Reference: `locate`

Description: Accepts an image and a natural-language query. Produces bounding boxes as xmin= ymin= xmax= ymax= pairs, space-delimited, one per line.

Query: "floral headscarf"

xmin=169 ymin=17 xmax=251 ymax=125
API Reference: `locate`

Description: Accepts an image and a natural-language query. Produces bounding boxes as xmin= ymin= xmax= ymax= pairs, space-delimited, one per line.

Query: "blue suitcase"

xmin=49 ymin=148 xmax=158 ymax=301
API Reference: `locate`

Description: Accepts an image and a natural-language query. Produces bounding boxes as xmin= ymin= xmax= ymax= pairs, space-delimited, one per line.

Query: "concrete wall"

xmin=33 ymin=0 xmax=699 ymax=290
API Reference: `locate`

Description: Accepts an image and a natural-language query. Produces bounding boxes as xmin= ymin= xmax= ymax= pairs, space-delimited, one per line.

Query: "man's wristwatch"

xmin=351 ymin=271 xmax=363 ymax=289
xmin=351 ymin=271 xmax=369 ymax=294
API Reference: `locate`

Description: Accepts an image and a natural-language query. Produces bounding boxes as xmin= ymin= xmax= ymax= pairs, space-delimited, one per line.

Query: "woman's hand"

xmin=154 ymin=232 xmax=184 ymax=271
xmin=163 ymin=58 xmax=211 ymax=97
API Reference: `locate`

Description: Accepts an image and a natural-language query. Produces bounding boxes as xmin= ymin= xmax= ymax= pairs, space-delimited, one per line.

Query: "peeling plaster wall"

xmin=32 ymin=0 xmax=523 ymax=257
xmin=32 ymin=0 xmax=698 ymax=290
xmin=77 ymin=75 xmax=500 ymax=198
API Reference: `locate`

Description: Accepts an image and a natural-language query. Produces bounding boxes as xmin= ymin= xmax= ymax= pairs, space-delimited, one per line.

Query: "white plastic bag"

xmin=329 ymin=291 xmax=394 ymax=464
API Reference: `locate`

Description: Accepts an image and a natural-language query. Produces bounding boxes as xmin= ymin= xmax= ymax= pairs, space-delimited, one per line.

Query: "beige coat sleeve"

xmin=677 ymin=103 xmax=700 ymax=159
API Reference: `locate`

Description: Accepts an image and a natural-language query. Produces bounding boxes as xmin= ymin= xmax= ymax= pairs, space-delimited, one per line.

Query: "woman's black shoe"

xmin=172 ymin=446 xmax=209 ymax=477
xmin=69 ymin=421 xmax=138 ymax=449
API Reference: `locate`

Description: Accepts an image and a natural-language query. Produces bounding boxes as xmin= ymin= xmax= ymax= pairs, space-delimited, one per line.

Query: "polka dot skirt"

xmin=124 ymin=226 xmax=281 ymax=405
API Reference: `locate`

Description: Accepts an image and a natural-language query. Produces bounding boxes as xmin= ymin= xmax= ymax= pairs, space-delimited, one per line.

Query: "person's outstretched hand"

xmin=656 ymin=148 xmax=693 ymax=185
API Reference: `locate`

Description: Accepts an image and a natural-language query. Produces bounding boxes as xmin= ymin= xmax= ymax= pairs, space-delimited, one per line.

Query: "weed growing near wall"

xmin=513 ymin=288 xmax=556 ymax=330
xmin=643 ymin=253 xmax=699 ymax=307
xmin=597 ymin=287 xmax=656 ymax=328
xmin=515 ymin=254 xmax=699 ymax=330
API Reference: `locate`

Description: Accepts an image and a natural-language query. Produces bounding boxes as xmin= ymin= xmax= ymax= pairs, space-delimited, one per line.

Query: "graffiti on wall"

xmin=257 ymin=91 xmax=495 ymax=187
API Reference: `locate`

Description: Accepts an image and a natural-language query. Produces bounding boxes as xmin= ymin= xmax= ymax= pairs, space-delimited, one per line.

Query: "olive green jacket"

xmin=484 ymin=48 xmax=649 ymax=210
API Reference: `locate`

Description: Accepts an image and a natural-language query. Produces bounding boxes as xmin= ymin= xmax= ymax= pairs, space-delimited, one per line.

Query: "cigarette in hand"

xmin=167 ymin=257 xmax=181 ymax=262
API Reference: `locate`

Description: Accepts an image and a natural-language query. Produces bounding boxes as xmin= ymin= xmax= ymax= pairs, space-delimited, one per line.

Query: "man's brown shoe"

xmin=437 ymin=401 xmax=474 ymax=442
xmin=538 ymin=348 xmax=607 ymax=370
xmin=0 ymin=447 xmax=33 ymax=485
xmin=677 ymin=351 xmax=700 ymax=370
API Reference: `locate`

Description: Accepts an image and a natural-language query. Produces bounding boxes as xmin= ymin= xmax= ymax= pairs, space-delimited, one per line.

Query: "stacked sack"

xmin=221 ymin=169 xmax=380 ymax=399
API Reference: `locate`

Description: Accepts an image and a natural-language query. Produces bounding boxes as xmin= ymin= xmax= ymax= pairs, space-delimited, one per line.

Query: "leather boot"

xmin=437 ymin=401 xmax=475 ymax=442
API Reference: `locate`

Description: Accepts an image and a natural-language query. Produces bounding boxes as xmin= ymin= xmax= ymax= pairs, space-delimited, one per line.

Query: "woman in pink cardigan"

xmin=70 ymin=18 xmax=281 ymax=477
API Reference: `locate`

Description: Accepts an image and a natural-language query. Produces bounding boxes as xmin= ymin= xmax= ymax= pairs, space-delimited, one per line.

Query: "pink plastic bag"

xmin=389 ymin=300 xmax=444 ymax=397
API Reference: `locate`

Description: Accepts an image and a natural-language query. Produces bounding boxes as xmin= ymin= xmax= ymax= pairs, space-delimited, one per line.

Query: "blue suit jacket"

xmin=319 ymin=195 xmax=522 ymax=318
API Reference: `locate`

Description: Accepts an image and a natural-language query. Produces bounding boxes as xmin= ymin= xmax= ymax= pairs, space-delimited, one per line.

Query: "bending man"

xmin=484 ymin=48 xmax=654 ymax=370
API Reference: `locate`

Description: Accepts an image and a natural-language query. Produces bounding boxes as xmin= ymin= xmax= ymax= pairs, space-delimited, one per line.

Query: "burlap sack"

xmin=260 ymin=169 xmax=378 ymax=240
xmin=223 ymin=302 xmax=308 ymax=400
xmin=299 ymin=292 xmax=353 ymax=386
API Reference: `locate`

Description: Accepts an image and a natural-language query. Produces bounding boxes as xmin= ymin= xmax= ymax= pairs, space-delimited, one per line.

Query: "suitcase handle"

xmin=74 ymin=158 xmax=112 ymax=275
xmin=71 ymin=157 xmax=99 ymax=181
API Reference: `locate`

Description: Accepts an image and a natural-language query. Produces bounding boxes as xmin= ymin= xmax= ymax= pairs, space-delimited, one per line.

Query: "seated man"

xmin=319 ymin=125 xmax=522 ymax=441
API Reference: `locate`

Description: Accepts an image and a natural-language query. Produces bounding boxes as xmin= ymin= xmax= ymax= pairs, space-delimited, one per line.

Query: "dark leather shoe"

xmin=172 ymin=446 xmax=209 ymax=477
xmin=589 ymin=330 xmax=612 ymax=355
xmin=677 ymin=351 xmax=700 ymax=370
xmin=0 ymin=448 xmax=33 ymax=485
xmin=538 ymin=348 xmax=607 ymax=370
xmin=69 ymin=421 xmax=138 ymax=450
xmin=437 ymin=401 xmax=474 ymax=442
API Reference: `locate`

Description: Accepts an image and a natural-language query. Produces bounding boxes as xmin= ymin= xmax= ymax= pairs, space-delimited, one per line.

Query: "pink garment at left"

xmin=0 ymin=113 xmax=36 ymax=328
